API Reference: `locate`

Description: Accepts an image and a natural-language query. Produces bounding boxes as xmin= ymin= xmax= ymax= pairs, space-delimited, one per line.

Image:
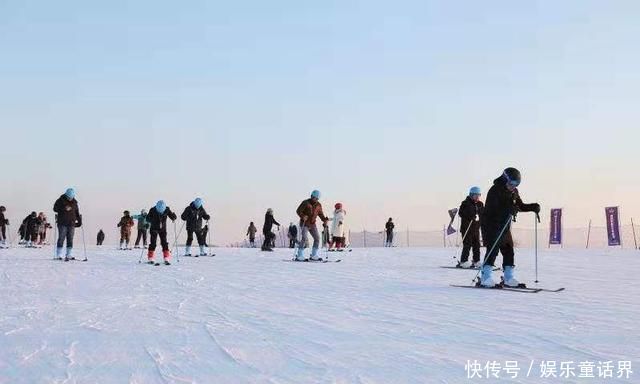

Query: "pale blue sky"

xmin=1 ymin=1 xmax=638 ymax=244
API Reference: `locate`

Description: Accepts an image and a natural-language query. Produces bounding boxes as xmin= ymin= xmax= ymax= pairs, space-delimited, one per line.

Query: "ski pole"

xmin=7 ymin=224 xmax=15 ymax=248
xmin=172 ymin=221 xmax=184 ymax=262
xmin=80 ymin=215 xmax=88 ymax=261
xmin=53 ymin=216 xmax=58 ymax=259
xmin=473 ymin=216 xmax=513 ymax=283
xmin=535 ymin=212 xmax=540 ymax=284
xmin=453 ymin=220 xmax=474 ymax=261
xmin=206 ymin=220 xmax=211 ymax=255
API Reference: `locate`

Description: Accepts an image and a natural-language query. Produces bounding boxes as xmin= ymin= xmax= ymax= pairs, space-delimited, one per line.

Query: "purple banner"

xmin=549 ymin=208 xmax=562 ymax=245
xmin=447 ymin=208 xmax=458 ymax=236
xmin=605 ymin=206 xmax=621 ymax=246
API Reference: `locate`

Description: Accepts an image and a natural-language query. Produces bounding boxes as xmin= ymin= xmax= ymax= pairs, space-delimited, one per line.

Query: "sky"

xmin=1 ymin=0 xmax=639 ymax=245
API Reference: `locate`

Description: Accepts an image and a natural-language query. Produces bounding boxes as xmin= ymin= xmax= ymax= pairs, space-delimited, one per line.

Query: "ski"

xmin=440 ymin=266 xmax=501 ymax=271
xmin=282 ymin=259 xmax=342 ymax=263
xmin=450 ymin=284 xmax=542 ymax=293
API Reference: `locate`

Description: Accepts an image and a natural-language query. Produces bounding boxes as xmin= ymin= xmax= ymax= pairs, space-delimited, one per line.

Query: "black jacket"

xmin=181 ymin=203 xmax=210 ymax=232
xmin=482 ymin=176 xmax=538 ymax=241
xmin=147 ymin=206 xmax=178 ymax=232
xmin=288 ymin=225 xmax=298 ymax=238
xmin=23 ymin=214 xmax=41 ymax=232
xmin=263 ymin=213 xmax=280 ymax=233
xmin=459 ymin=197 xmax=484 ymax=234
xmin=0 ymin=212 xmax=7 ymax=227
xmin=97 ymin=230 xmax=105 ymax=242
xmin=53 ymin=195 xmax=81 ymax=227
xmin=385 ymin=221 xmax=395 ymax=234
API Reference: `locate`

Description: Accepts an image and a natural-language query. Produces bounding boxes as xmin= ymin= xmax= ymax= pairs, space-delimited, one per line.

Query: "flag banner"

xmin=605 ymin=206 xmax=621 ymax=246
xmin=549 ymin=208 xmax=562 ymax=245
xmin=447 ymin=208 xmax=458 ymax=236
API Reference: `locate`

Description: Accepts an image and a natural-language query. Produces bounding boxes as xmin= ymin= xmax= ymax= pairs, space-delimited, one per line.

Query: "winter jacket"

xmin=296 ymin=199 xmax=328 ymax=227
xmin=117 ymin=215 xmax=135 ymax=233
xmin=147 ymin=206 xmax=178 ymax=232
xmin=23 ymin=214 xmax=40 ymax=232
xmin=53 ymin=195 xmax=81 ymax=227
xmin=287 ymin=224 xmax=298 ymax=239
xmin=482 ymin=176 xmax=539 ymax=242
xmin=459 ymin=197 xmax=484 ymax=234
xmin=132 ymin=213 xmax=149 ymax=231
xmin=247 ymin=224 xmax=257 ymax=237
xmin=97 ymin=230 xmax=105 ymax=243
xmin=331 ymin=209 xmax=347 ymax=237
xmin=263 ymin=213 xmax=280 ymax=234
xmin=385 ymin=221 xmax=395 ymax=234
xmin=181 ymin=203 xmax=210 ymax=232
xmin=0 ymin=212 xmax=7 ymax=228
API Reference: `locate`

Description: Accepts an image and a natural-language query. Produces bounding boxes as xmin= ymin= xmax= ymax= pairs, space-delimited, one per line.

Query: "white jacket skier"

xmin=330 ymin=203 xmax=347 ymax=250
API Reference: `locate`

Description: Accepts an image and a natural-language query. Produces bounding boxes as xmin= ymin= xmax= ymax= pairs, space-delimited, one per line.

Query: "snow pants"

xmin=57 ymin=225 xmax=75 ymax=249
xmin=149 ymin=230 xmax=170 ymax=252
xmin=186 ymin=229 xmax=206 ymax=247
xmin=461 ymin=229 xmax=481 ymax=263
xmin=135 ymin=229 xmax=147 ymax=246
xmin=299 ymin=224 xmax=320 ymax=250
xmin=483 ymin=230 xmax=515 ymax=268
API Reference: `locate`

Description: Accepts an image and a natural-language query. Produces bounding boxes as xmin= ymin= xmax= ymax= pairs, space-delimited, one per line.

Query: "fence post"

xmin=586 ymin=220 xmax=591 ymax=249
xmin=632 ymin=218 xmax=638 ymax=250
xmin=442 ymin=225 xmax=446 ymax=248
xmin=406 ymin=227 xmax=410 ymax=247
xmin=363 ymin=229 xmax=367 ymax=248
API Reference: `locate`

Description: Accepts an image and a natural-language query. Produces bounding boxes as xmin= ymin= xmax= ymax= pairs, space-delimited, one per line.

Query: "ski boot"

xmin=309 ymin=247 xmax=322 ymax=262
xmin=480 ymin=264 xmax=497 ymax=287
xmin=199 ymin=245 xmax=207 ymax=257
xmin=147 ymin=250 xmax=155 ymax=264
xmin=295 ymin=247 xmax=306 ymax=262
xmin=163 ymin=250 xmax=171 ymax=265
xmin=502 ymin=266 xmax=522 ymax=288
xmin=457 ymin=260 xmax=472 ymax=269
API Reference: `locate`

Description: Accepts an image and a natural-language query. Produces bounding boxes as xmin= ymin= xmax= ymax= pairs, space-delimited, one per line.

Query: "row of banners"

xmin=448 ymin=206 xmax=624 ymax=247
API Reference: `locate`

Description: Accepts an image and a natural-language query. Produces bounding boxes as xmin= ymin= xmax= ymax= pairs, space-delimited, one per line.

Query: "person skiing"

xmin=132 ymin=209 xmax=149 ymax=248
xmin=479 ymin=167 xmax=540 ymax=287
xmin=117 ymin=210 xmax=135 ymax=250
xmin=37 ymin=212 xmax=52 ymax=245
xmin=181 ymin=198 xmax=211 ymax=257
xmin=53 ymin=188 xmax=82 ymax=260
xmin=331 ymin=203 xmax=347 ymax=251
xmin=22 ymin=212 xmax=40 ymax=248
xmin=247 ymin=222 xmax=257 ymax=248
xmin=385 ymin=218 xmax=395 ymax=247
xmin=96 ymin=229 xmax=105 ymax=246
xmin=287 ymin=222 xmax=298 ymax=248
xmin=295 ymin=190 xmax=329 ymax=261
xmin=457 ymin=187 xmax=484 ymax=268
xmin=147 ymin=200 xmax=177 ymax=265
xmin=261 ymin=208 xmax=280 ymax=251
xmin=0 ymin=206 xmax=8 ymax=248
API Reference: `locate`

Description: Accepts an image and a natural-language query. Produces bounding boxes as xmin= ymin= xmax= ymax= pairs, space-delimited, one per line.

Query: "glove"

xmin=532 ymin=203 xmax=541 ymax=214
xmin=75 ymin=219 xmax=82 ymax=228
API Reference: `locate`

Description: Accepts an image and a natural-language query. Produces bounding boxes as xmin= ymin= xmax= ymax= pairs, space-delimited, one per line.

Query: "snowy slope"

xmin=0 ymin=246 xmax=638 ymax=383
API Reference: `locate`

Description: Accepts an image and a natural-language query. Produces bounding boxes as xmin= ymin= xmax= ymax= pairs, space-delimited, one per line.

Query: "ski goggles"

xmin=503 ymin=171 xmax=521 ymax=187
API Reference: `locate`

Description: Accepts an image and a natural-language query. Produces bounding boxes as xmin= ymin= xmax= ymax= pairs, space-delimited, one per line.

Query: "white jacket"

xmin=331 ymin=209 xmax=347 ymax=238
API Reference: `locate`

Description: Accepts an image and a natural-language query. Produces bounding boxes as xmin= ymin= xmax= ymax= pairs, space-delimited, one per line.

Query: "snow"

xmin=0 ymin=246 xmax=638 ymax=383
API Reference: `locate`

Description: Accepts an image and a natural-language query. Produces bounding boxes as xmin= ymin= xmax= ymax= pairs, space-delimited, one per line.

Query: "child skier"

xmin=0 ymin=206 xmax=8 ymax=248
xmin=331 ymin=203 xmax=347 ymax=251
xmin=97 ymin=229 xmax=105 ymax=246
xmin=287 ymin=223 xmax=297 ymax=248
xmin=147 ymin=200 xmax=177 ymax=265
xmin=247 ymin=222 xmax=257 ymax=248
xmin=22 ymin=212 xmax=40 ymax=248
xmin=132 ymin=209 xmax=149 ymax=248
xmin=480 ymin=168 xmax=540 ymax=287
xmin=53 ymin=188 xmax=82 ymax=260
xmin=181 ymin=198 xmax=211 ymax=256
xmin=457 ymin=187 xmax=484 ymax=268
xmin=262 ymin=208 xmax=280 ymax=251
xmin=385 ymin=218 xmax=395 ymax=247
xmin=295 ymin=190 xmax=329 ymax=261
xmin=117 ymin=210 xmax=135 ymax=250
xmin=37 ymin=213 xmax=51 ymax=245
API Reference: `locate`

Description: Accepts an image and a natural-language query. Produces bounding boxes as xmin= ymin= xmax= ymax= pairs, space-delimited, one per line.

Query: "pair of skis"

xmin=54 ymin=257 xmax=88 ymax=262
xmin=282 ymin=258 xmax=342 ymax=263
xmin=451 ymin=283 xmax=565 ymax=294
xmin=147 ymin=260 xmax=171 ymax=266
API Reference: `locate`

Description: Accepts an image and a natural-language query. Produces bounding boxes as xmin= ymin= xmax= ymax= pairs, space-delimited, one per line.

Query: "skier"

xmin=132 ymin=209 xmax=149 ymax=248
xmin=117 ymin=210 xmax=135 ymax=250
xmin=53 ymin=188 xmax=82 ymax=261
xmin=295 ymin=190 xmax=329 ymax=261
xmin=479 ymin=168 xmax=540 ymax=287
xmin=0 ymin=206 xmax=8 ymax=248
xmin=146 ymin=200 xmax=177 ymax=265
xmin=385 ymin=218 xmax=395 ymax=247
xmin=331 ymin=203 xmax=347 ymax=251
xmin=457 ymin=187 xmax=484 ymax=268
xmin=18 ymin=223 xmax=25 ymax=245
xmin=37 ymin=213 xmax=52 ymax=245
xmin=261 ymin=208 xmax=280 ymax=251
xmin=181 ymin=198 xmax=211 ymax=256
xmin=246 ymin=222 xmax=257 ymax=248
xmin=97 ymin=229 xmax=105 ymax=246
xmin=22 ymin=212 xmax=40 ymax=248
xmin=287 ymin=222 xmax=297 ymax=248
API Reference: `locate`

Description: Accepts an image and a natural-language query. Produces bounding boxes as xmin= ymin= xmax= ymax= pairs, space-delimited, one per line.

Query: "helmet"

xmin=335 ymin=203 xmax=343 ymax=210
xmin=469 ymin=186 xmax=481 ymax=196
xmin=155 ymin=200 xmax=167 ymax=214
xmin=64 ymin=188 xmax=76 ymax=200
xmin=193 ymin=198 xmax=203 ymax=209
xmin=267 ymin=208 xmax=273 ymax=214
xmin=503 ymin=167 xmax=521 ymax=187
xmin=388 ymin=217 xmax=393 ymax=221
xmin=0 ymin=206 xmax=5 ymax=212
xmin=31 ymin=211 xmax=37 ymax=216
xmin=311 ymin=190 xmax=321 ymax=199
xmin=124 ymin=210 xmax=130 ymax=216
